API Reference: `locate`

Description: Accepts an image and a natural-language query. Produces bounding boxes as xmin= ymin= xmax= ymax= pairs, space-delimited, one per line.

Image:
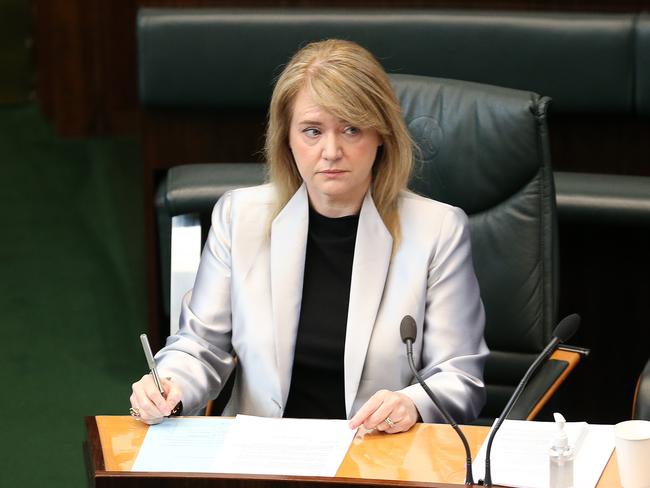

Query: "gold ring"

xmin=384 ymin=417 xmax=395 ymax=428
xmin=129 ymin=407 xmax=141 ymax=418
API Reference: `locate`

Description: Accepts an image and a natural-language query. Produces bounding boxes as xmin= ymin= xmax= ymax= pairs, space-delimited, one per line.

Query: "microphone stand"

xmin=480 ymin=313 xmax=580 ymax=486
xmin=405 ymin=339 xmax=475 ymax=485
xmin=481 ymin=337 xmax=559 ymax=486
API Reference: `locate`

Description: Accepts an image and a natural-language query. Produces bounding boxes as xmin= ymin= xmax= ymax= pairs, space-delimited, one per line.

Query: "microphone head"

xmin=553 ymin=313 xmax=581 ymax=343
xmin=400 ymin=315 xmax=417 ymax=343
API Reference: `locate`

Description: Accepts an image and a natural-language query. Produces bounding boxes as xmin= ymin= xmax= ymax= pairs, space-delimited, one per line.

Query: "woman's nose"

xmin=322 ymin=134 xmax=342 ymax=161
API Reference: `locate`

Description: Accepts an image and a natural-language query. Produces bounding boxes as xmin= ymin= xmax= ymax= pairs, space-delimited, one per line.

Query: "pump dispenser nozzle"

xmin=549 ymin=412 xmax=574 ymax=488
xmin=552 ymin=413 xmax=569 ymax=449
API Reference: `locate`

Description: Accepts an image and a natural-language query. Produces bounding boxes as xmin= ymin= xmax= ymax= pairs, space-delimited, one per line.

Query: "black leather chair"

xmin=633 ymin=359 xmax=650 ymax=421
xmin=156 ymin=74 xmax=584 ymax=422
xmin=391 ymin=74 xmax=584 ymax=424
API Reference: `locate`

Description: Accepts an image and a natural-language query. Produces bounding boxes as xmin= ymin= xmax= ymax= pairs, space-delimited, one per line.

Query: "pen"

xmin=139 ymin=333 xmax=182 ymax=417
xmin=140 ymin=333 xmax=165 ymax=396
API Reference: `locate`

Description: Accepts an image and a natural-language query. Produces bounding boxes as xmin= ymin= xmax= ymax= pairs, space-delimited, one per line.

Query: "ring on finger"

xmin=129 ymin=407 xmax=141 ymax=418
xmin=384 ymin=417 xmax=396 ymax=428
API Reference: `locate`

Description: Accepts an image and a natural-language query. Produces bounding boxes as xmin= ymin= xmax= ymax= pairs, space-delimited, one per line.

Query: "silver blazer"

xmin=156 ymin=183 xmax=488 ymax=422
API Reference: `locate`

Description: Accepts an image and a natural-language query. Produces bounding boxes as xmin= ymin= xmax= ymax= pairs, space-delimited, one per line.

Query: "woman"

xmin=130 ymin=39 xmax=488 ymax=433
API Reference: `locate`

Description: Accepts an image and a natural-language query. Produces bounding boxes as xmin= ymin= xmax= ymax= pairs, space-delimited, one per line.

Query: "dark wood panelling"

xmin=89 ymin=1 xmax=140 ymax=133
xmin=33 ymin=0 xmax=139 ymax=136
xmin=34 ymin=0 xmax=94 ymax=134
xmin=142 ymin=110 xmax=267 ymax=169
xmin=550 ymin=115 xmax=650 ymax=176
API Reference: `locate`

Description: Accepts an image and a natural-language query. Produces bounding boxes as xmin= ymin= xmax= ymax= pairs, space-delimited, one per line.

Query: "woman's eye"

xmin=302 ymin=128 xmax=320 ymax=137
xmin=344 ymin=126 xmax=360 ymax=135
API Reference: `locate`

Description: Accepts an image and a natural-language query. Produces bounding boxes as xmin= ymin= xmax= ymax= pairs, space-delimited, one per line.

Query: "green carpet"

xmin=0 ymin=104 xmax=146 ymax=486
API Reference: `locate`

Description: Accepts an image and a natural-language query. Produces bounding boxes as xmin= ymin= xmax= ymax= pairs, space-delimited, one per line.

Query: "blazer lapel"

xmin=270 ymin=184 xmax=309 ymax=407
xmin=344 ymin=191 xmax=393 ymax=417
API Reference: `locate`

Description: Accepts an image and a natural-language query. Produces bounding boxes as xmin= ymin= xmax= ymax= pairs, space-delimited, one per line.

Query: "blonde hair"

xmin=265 ymin=39 xmax=413 ymax=245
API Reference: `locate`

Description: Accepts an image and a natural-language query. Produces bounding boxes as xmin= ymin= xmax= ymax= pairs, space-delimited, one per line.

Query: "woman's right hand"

xmin=130 ymin=375 xmax=182 ymax=424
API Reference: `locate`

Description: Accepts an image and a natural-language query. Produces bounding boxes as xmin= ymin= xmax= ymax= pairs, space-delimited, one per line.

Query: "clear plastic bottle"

xmin=549 ymin=412 xmax=574 ymax=488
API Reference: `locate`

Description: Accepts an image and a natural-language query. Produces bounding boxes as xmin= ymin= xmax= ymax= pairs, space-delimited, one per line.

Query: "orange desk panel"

xmin=89 ymin=416 xmax=621 ymax=487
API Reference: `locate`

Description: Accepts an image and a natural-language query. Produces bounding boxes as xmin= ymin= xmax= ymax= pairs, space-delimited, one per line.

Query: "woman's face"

xmin=288 ymin=87 xmax=382 ymax=217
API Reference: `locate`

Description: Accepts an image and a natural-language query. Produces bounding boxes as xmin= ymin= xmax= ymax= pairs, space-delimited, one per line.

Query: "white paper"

xmin=131 ymin=415 xmax=357 ymax=477
xmin=473 ymin=419 xmax=614 ymax=488
xmin=132 ymin=417 xmax=233 ymax=472
xmin=575 ymin=425 xmax=617 ymax=488
xmin=214 ymin=415 xmax=357 ymax=477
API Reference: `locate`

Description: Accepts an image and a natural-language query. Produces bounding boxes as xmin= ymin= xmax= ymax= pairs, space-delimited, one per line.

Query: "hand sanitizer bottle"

xmin=549 ymin=412 xmax=574 ymax=488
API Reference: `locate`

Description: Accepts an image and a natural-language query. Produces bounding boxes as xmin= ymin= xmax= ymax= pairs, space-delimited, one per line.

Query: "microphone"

xmin=400 ymin=315 xmax=475 ymax=485
xmin=481 ymin=313 xmax=581 ymax=486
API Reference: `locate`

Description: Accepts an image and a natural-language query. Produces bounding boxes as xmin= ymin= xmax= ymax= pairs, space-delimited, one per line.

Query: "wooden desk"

xmin=85 ymin=416 xmax=621 ymax=488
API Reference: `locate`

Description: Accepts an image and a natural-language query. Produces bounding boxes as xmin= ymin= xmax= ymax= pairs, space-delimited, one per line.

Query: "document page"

xmin=215 ymin=415 xmax=357 ymax=477
xmin=131 ymin=415 xmax=357 ymax=477
xmin=132 ymin=417 xmax=233 ymax=472
xmin=473 ymin=419 xmax=614 ymax=488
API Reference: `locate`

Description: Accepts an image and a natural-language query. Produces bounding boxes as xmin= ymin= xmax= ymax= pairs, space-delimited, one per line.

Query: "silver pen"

xmin=140 ymin=333 xmax=165 ymax=396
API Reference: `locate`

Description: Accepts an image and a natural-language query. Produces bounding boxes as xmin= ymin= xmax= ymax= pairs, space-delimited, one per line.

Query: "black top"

xmin=283 ymin=207 xmax=359 ymax=419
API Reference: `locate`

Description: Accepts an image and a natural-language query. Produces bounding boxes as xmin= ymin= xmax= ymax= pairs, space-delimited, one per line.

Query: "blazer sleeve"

xmin=155 ymin=192 xmax=237 ymax=415
xmin=400 ymin=206 xmax=489 ymax=423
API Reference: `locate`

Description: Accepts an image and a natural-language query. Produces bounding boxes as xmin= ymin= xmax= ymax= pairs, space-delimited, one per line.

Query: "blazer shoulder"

xmin=213 ymin=183 xmax=274 ymax=211
xmin=229 ymin=183 xmax=276 ymax=206
xmin=398 ymin=190 xmax=468 ymax=226
xmin=396 ymin=191 xmax=472 ymax=266
xmin=210 ymin=183 xmax=275 ymax=229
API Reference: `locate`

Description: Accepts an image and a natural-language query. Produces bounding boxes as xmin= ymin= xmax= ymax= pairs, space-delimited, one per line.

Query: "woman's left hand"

xmin=348 ymin=390 xmax=419 ymax=433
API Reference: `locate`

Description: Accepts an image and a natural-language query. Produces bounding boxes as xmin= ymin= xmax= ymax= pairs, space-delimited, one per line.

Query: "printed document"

xmin=216 ymin=415 xmax=357 ymax=476
xmin=132 ymin=417 xmax=233 ymax=472
xmin=132 ymin=415 xmax=356 ymax=477
xmin=473 ymin=419 xmax=614 ymax=488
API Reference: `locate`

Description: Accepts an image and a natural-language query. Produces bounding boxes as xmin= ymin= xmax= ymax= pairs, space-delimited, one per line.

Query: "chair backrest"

xmin=633 ymin=358 xmax=650 ymax=420
xmin=138 ymin=8 xmax=649 ymax=116
xmin=390 ymin=74 xmax=558 ymax=423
